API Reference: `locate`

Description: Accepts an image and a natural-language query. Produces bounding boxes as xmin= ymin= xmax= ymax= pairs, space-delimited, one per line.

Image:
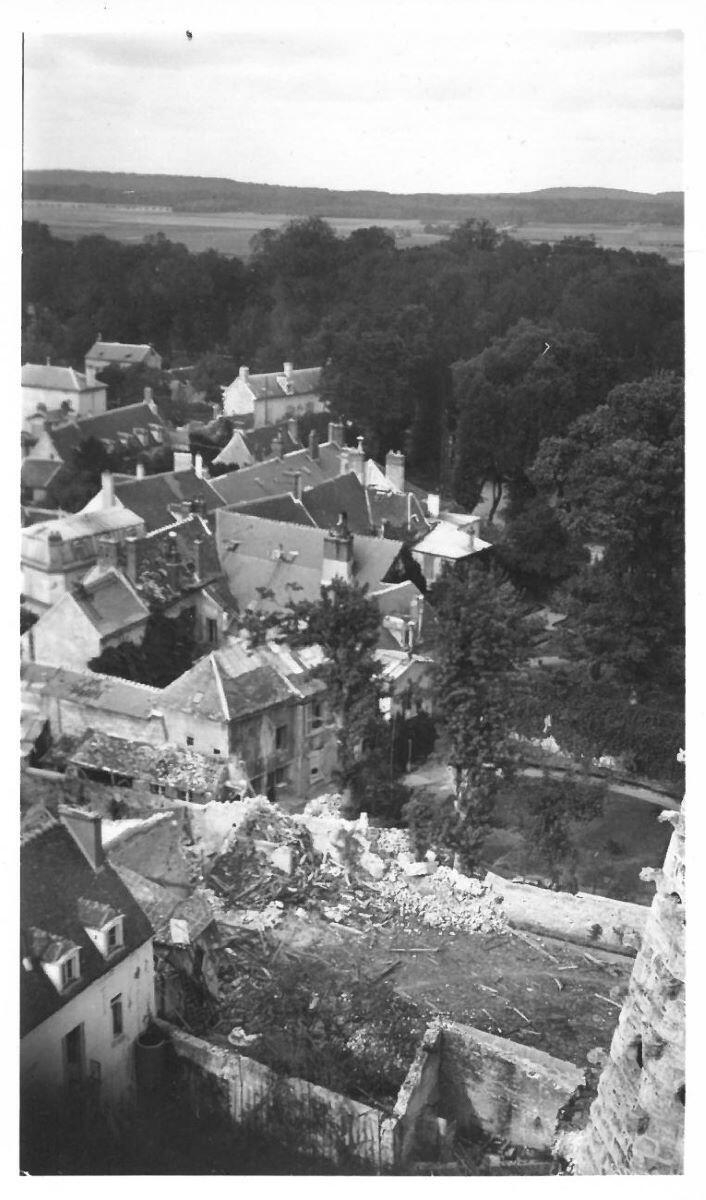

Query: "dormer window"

xmin=60 ymin=949 xmax=81 ymax=991
xmin=78 ymin=899 xmax=124 ymax=959
xmin=105 ymin=919 xmax=124 ymax=954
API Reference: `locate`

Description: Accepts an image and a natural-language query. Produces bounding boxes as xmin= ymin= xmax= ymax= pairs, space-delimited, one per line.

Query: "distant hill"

xmin=23 ymin=170 xmax=684 ymax=227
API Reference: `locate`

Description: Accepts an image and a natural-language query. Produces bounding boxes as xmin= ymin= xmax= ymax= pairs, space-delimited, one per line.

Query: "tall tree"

xmin=429 ymin=561 xmax=533 ymax=859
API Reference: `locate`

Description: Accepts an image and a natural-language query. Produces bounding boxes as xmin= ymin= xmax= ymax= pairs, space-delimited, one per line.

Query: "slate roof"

xmin=47 ymin=402 xmax=167 ymax=463
xmin=21 ymin=811 xmax=153 ymax=1037
xmin=21 ymin=508 xmax=145 ymax=570
xmin=227 ymin=493 xmax=317 ymax=526
xmin=367 ymin=488 xmax=430 ymax=538
xmin=69 ymin=569 xmax=149 ymax=637
xmin=21 ymin=661 xmax=163 ymax=722
xmin=69 ymin=731 xmax=228 ymax=797
xmin=85 ymin=341 xmax=157 ymax=365
xmin=236 ymin=366 xmax=322 ymax=401
xmin=114 ymin=866 xmax=216 ymax=943
xmin=210 ymin=440 xmax=343 ymax=506
xmin=112 ymin=471 xmax=223 ymax=532
xmin=22 ymin=364 xmax=105 ymax=392
xmin=215 ymin=509 xmax=403 ymax=612
xmin=21 ymin=460 xmax=63 ymax=491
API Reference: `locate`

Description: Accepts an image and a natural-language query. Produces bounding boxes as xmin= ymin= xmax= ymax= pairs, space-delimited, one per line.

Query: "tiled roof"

xmin=21 ymin=812 xmax=153 ymax=1036
xmin=228 ymin=493 xmax=317 ymax=526
xmin=21 ymin=661 xmax=163 ymax=721
xmin=85 ymin=341 xmax=157 ymax=365
xmin=21 ymin=460 xmax=63 ymax=491
xmin=412 ymin=521 xmax=492 ymax=560
xmin=113 ymin=471 xmax=223 ymax=532
xmin=68 ymin=730 xmax=228 ymax=797
xmin=22 ymin=364 xmax=104 ymax=392
xmin=210 ymin=440 xmax=343 ymax=506
xmin=233 ymin=366 xmax=322 ymax=401
xmin=69 ymin=569 xmax=149 ymax=637
xmin=48 ymin=402 xmax=167 ymax=463
xmin=215 ymin=509 xmax=403 ymax=612
xmin=299 ymin=473 xmax=373 ymax=534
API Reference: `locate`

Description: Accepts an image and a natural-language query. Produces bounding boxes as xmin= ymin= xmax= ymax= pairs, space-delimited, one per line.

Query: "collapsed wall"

xmin=568 ymin=804 xmax=685 ymax=1174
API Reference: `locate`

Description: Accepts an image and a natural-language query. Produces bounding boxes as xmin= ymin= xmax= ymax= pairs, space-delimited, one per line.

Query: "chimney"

xmin=97 ymin=537 xmax=119 ymax=569
xmin=46 ymin=356 xmax=51 ymax=367
xmin=239 ymin=365 xmax=250 ymax=382
xmin=59 ymin=805 xmax=105 ymax=871
xmin=271 ymin=432 xmax=283 ymax=460
xmin=143 ymin=386 xmax=153 ymax=404
xmin=328 ymin=421 xmax=344 ymax=446
xmin=339 ymin=448 xmax=350 ymax=476
xmin=173 ymin=450 xmax=192 ymax=472
xmin=291 ymin=471 xmax=302 ymax=501
xmin=287 ymin=416 xmax=299 ymax=445
xmin=379 ymin=518 xmax=389 ymax=540
xmin=348 ymin=437 xmax=365 ymax=484
xmin=194 ymin=453 xmax=204 ymax=480
xmin=135 ymin=461 xmax=146 ymax=480
xmin=97 ymin=332 xmax=102 ymax=342
xmin=385 ymin=450 xmax=406 ymax=493
xmin=322 ymin=511 xmax=354 ymax=586
xmin=192 ymin=537 xmax=202 ymax=578
xmin=411 ymin=593 xmax=425 ymax=642
xmin=212 ymin=403 xmax=221 ymax=421
xmin=165 ymin=530 xmax=182 ymax=590
xmin=308 ymin=431 xmax=319 ymax=461
xmin=125 ymin=535 xmax=139 ymax=582
xmin=46 ymin=529 xmax=63 ymax=568
xmin=85 ymin=364 xmax=97 ymax=387
xmin=283 ymin=361 xmax=293 ymax=379
xmin=101 ymin=470 xmax=115 ymax=510
xmin=427 ymin=492 xmax=440 ymax=519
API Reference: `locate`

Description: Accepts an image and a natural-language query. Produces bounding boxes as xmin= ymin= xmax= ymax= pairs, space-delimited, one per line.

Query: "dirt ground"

xmin=271 ymin=908 xmax=630 ymax=1068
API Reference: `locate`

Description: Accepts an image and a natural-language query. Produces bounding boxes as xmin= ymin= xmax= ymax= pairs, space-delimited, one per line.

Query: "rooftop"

xmin=68 ymin=569 xmax=149 ymax=637
xmin=22 ymin=363 xmax=105 ymax=392
xmin=47 ymin=401 xmax=167 ymax=463
xmin=113 ymin=471 xmax=223 ymax=532
xmin=210 ymin=440 xmax=343 ymax=506
xmin=21 ymin=508 xmax=145 ymax=569
xmin=85 ymin=340 xmax=158 ymax=364
xmin=21 ymin=810 xmax=153 ymax=1036
xmin=68 ymin=730 xmax=229 ymax=797
xmin=412 ymin=520 xmax=492 ymax=560
xmin=21 ymin=661 xmax=163 ymax=721
xmin=230 ymin=365 xmax=322 ymax=401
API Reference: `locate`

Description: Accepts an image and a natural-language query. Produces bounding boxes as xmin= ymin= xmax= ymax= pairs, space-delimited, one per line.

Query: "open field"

xmin=23 ymin=200 xmax=683 ymax=263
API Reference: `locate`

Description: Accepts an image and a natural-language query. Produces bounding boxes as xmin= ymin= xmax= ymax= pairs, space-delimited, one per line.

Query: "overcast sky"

xmin=23 ymin=23 xmax=683 ymax=194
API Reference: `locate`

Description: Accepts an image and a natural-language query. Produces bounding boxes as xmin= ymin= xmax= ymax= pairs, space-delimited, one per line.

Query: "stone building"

xmin=569 ymin=803 xmax=685 ymax=1174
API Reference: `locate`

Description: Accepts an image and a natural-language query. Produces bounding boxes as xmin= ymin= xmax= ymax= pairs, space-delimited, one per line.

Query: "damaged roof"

xmin=68 ymin=730 xmax=229 ymax=796
xmin=21 ymin=661 xmax=163 ymax=722
xmin=21 ymin=810 xmax=153 ymax=1036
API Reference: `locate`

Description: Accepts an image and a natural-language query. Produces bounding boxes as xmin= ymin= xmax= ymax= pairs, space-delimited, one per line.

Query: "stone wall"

xmin=486 ymin=872 xmax=648 ymax=956
xmin=439 ymin=1022 xmax=585 ymax=1153
xmin=569 ymin=805 xmax=685 ymax=1174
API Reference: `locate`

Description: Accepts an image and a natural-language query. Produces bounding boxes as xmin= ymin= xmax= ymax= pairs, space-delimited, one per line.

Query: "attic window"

xmin=60 ymin=950 xmax=81 ymax=991
xmin=106 ymin=919 xmax=124 ymax=955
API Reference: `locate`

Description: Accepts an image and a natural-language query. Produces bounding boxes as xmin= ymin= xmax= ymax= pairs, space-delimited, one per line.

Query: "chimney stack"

xmin=194 ymin=453 xmax=204 ymax=480
xmin=322 ymin=512 xmax=354 ymax=586
xmin=287 ymin=416 xmax=299 ymax=445
xmin=426 ymin=492 xmax=440 ymax=519
xmin=339 ymin=448 xmax=350 ymax=476
xmin=192 ymin=537 xmax=202 ymax=579
xmin=283 ymin=361 xmax=293 ymax=379
xmin=385 ymin=450 xmax=406 ymax=493
xmin=328 ymin=421 xmax=344 ymax=446
xmin=292 ymin=471 xmax=302 ymax=501
xmin=308 ymin=430 xmax=319 ymax=461
xmin=271 ymin=432 xmax=283 ymax=460
xmin=143 ymin=386 xmax=153 ymax=404
xmin=101 ymin=470 xmax=115 ymax=510
xmin=85 ymin=364 xmax=97 ymax=387
xmin=125 ymin=535 xmax=139 ymax=582
xmin=97 ymin=537 xmax=119 ymax=569
xmin=46 ymin=529 xmax=63 ymax=569
xmin=165 ymin=530 xmax=181 ymax=590
xmin=348 ymin=437 xmax=365 ymax=484
xmin=173 ymin=450 xmax=192 ymax=472
xmin=59 ymin=805 xmax=105 ymax=871
xmin=239 ymin=365 xmax=250 ymax=382
xmin=135 ymin=461 xmax=146 ymax=480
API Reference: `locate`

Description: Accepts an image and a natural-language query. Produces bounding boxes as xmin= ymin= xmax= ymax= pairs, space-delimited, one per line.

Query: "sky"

xmin=21 ymin=7 xmax=684 ymax=196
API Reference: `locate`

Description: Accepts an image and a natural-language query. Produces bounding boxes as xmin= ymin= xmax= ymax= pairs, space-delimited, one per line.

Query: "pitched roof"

xmin=112 ymin=471 xmax=223 ymax=532
xmin=21 ymin=661 xmax=163 ymax=722
xmin=22 ymin=364 xmax=104 ymax=392
xmin=21 ymin=459 xmax=64 ymax=491
xmin=367 ymin=488 xmax=430 ymax=538
xmin=114 ymin=866 xmax=216 ymax=943
xmin=215 ymin=509 xmax=403 ymax=612
xmin=105 ymin=514 xmax=232 ymax=608
xmin=21 ymin=812 xmax=153 ymax=1036
xmin=68 ymin=730 xmax=228 ymax=798
xmin=299 ymin=473 xmax=374 ymax=534
xmin=210 ymin=440 xmax=343 ymax=506
xmin=412 ymin=521 xmax=492 ymax=560
xmin=69 ymin=569 xmax=149 ymax=637
xmin=48 ymin=402 xmax=167 ymax=463
xmin=85 ymin=341 xmax=157 ymax=365
xmin=231 ymin=366 xmax=322 ymax=401
xmin=227 ymin=493 xmax=317 ymax=526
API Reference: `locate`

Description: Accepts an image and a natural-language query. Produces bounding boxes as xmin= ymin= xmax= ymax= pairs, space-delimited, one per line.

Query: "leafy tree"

xmin=515 ymin=774 xmax=605 ymax=887
xmin=446 ymin=218 xmax=503 ymax=255
xmin=402 ymin=790 xmax=482 ymax=870
xmin=240 ymin=578 xmax=395 ymax=811
xmin=495 ymin=487 xmax=588 ymax=600
xmin=429 ymin=561 xmax=534 ymax=862
xmin=46 ymin=436 xmax=117 ymax=512
xmin=89 ymin=609 xmax=196 ymax=687
xmin=531 ymin=372 xmax=684 ymax=688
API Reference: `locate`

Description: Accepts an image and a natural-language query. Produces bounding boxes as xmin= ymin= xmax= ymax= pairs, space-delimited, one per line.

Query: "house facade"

xmin=22 ymin=363 xmax=108 ymax=428
xmin=223 ymin=363 xmax=325 ymax=428
xmin=21 ymin=569 xmax=150 ymax=671
xmin=20 ymin=807 xmax=155 ymax=1117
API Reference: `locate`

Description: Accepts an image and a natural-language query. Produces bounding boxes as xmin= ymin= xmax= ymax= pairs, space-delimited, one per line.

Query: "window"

xmin=186 ymin=735 xmax=194 ymax=747
xmin=106 ymin=919 xmax=123 ymax=954
xmin=61 ymin=951 xmax=80 ymax=990
xmin=110 ymin=994 xmax=123 ymax=1038
xmin=309 ymin=700 xmax=324 ymax=731
xmin=275 ymin=724 xmax=288 ymax=751
xmin=213 ymin=748 xmax=221 ymax=756
xmin=207 ymin=618 xmax=218 ymax=644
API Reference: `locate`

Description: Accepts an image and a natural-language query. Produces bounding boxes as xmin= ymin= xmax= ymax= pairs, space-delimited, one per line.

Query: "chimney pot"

xmin=385 ymin=449 xmax=406 ymax=493
xmin=143 ymin=386 xmax=153 ymax=403
xmin=125 ymin=535 xmax=139 ymax=582
xmin=292 ymin=471 xmax=302 ymax=501
xmin=194 ymin=453 xmax=204 ymax=480
xmin=328 ymin=421 xmax=344 ymax=446
xmin=136 ymin=461 xmax=146 ymax=480
xmin=271 ymin=433 xmax=283 ymax=459
xmin=283 ymin=361 xmax=293 ymax=378
xmin=308 ymin=431 xmax=319 ymax=461
xmin=239 ymin=365 xmax=250 ymax=382
xmin=101 ymin=470 xmax=115 ymax=510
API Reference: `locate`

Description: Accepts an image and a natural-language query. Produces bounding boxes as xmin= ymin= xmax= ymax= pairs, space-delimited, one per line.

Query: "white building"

xmin=223 ymin=362 xmax=325 ymax=428
xmin=20 ymin=806 xmax=155 ymax=1115
xmin=22 ymin=363 xmax=107 ymax=428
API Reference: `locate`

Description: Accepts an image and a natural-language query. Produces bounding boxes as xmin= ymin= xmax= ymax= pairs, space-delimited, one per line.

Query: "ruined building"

xmin=569 ymin=803 xmax=685 ymax=1175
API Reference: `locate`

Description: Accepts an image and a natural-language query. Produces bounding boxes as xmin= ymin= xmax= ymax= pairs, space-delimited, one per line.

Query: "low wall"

xmin=486 ymin=872 xmax=648 ymax=955
xmin=439 ymin=1022 xmax=585 ymax=1153
xmin=166 ymin=1025 xmax=399 ymax=1171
